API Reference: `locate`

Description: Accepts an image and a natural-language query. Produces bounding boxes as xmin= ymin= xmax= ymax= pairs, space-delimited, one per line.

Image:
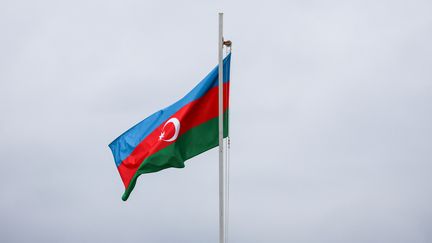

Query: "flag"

xmin=109 ymin=54 xmax=231 ymax=201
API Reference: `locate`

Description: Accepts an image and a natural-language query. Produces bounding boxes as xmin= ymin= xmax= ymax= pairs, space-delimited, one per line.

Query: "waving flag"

xmin=109 ymin=54 xmax=231 ymax=201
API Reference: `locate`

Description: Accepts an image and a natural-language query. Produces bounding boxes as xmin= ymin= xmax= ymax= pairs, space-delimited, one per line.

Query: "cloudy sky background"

xmin=1 ymin=0 xmax=432 ymax=242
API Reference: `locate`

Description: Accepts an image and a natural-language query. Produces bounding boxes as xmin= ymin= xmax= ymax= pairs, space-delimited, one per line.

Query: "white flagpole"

xmin=218 ymin=12 xmax=225 ymax=243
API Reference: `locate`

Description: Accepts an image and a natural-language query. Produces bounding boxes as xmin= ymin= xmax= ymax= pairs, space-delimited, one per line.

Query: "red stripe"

xmin=118 ymin=83 xmax=230 ymax=188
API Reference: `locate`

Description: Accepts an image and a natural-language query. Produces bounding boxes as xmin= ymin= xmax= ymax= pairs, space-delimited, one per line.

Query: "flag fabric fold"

xmin=109 ymin=54 xmax=231 ymax=201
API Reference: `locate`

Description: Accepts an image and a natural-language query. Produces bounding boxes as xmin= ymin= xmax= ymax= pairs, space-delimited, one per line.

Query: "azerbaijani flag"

xmin=109 ymin=54 xmax=231 ymax=201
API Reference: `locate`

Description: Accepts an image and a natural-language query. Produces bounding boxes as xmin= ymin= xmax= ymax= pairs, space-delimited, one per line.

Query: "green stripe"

xmin=122 ymin=112 xmax=229 ymax=201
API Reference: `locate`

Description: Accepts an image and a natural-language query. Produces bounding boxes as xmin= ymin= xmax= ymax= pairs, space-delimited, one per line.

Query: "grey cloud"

xmin=1 ymin=0 xmax=432 ymax=242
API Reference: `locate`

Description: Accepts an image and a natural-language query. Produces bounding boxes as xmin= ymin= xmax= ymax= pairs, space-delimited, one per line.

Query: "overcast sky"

xmin=1 ymin=0 xmax=432 ymax=242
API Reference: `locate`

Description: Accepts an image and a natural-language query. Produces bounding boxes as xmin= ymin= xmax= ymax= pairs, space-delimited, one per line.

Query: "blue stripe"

xmin=109 ymin=54 xmax=231 ymax=167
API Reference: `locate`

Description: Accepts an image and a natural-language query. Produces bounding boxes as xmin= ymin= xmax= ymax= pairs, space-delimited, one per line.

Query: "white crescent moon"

xmin=161 ymin=118 xmax=180 ymax=142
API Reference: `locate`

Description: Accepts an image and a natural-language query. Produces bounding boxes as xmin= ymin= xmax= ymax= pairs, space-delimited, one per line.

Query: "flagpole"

xmin=218 ymin=12 xmax=225 ymax=243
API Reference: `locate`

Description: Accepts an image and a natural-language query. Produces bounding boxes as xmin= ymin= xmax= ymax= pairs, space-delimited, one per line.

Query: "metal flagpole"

xmin=218 ymin=12 xmax=225 ymax=243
